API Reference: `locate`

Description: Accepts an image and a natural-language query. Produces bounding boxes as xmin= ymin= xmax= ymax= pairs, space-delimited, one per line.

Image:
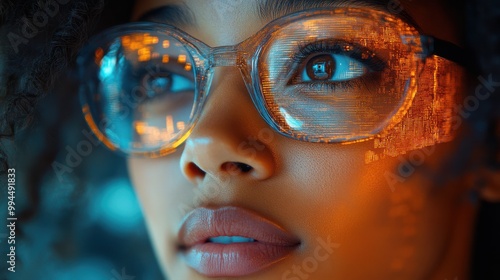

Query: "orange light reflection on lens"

xmin=163 ymin=40 xmax=170 ymax=48
xmin=134 ymin=117 xmax=187 ymax=146
xmin=177 ymin=55 xmax=186 ymax=63
xmin=94 ymin=48 xmax=104 ymax=65
xmin=162 ymin=55 xmax=170 ymax=63
xmin=82 ymin=104 xmax=116 ymax=151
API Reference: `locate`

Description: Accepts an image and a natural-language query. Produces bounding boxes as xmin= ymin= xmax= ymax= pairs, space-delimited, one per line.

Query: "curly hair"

xmin=0 ymin=0 xmax=106 ymax=163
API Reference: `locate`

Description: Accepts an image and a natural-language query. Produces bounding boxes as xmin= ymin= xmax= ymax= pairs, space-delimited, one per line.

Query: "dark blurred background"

xmin=0 ymin=1 xmax=164 ymax=279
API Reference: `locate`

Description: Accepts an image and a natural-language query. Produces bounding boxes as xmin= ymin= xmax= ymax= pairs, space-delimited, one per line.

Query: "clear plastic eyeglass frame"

xmin=78 ymin=7 xmax=465 ymax=158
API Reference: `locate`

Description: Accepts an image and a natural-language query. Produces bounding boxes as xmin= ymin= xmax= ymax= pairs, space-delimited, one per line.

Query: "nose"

xmin=179 ymin=68 xmax=276 ymax=185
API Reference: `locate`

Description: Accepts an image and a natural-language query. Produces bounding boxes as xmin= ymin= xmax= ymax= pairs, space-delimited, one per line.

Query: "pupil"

xmin=306 ymin=54 xmax=335 ymax=80
xmin=145 ymin=74 xmax=172 ymax=98
xmin=151 ymin=76 xmax=171 ymax=92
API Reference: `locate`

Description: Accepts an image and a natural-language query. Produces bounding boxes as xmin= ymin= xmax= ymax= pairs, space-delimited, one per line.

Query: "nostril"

xmin=236 ymin=163 xmax=253 ymax=173
xmin=186 ymin=162 xmax=206 ymax=179
xmin=222 ymin=162 xmax=253 ymax=174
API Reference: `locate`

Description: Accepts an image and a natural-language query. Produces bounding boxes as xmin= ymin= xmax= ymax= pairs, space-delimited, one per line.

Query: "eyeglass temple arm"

xmin=424 ymin=36 xmax=474 ymax=69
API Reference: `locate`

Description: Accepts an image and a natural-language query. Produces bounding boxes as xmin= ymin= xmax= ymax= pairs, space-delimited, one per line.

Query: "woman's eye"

xmin=149 ymin=76 xmax=171 ymax=93
xmin=300 ymin=53 xmax=367 ymax=82
xmin=145 ymin=73 xmax=195 ymax=98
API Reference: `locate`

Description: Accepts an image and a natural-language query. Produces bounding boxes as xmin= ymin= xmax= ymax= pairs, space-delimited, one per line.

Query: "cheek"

xmin=128 ymin=151 xmax=188 ymax=218
xmin=127 ymin=149 xmax=193 ymax=268
xmin=274 ymin=140 xmax=455 ymax=278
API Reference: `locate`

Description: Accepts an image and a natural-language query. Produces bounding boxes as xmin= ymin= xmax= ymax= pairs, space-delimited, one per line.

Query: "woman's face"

xmin=127 ymin=0 xmax=473 ymax=279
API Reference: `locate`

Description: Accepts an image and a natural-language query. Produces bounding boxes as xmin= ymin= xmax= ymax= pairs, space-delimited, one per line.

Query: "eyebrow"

xmin=257 ymin=0 xmax=420 ymax=29
xmin=137 ymin=0 xmax=419 ymax=31
xmin=137 ymin=4 xmax=196 ymax=26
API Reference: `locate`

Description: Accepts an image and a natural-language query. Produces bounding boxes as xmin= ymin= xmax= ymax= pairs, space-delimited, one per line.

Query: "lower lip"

xmin=181 ymin=242 xmax=297 ymax=277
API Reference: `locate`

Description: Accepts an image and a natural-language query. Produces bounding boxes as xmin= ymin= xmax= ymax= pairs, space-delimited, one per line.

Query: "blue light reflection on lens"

xmin=280 ymin=107 xmax=304 ymax=129
xmin=99 ymin=55 xmax=116 ymax=80
xmin=98 ymin=40 xmax=123 ymax=82
xmin=98 ymin=40 xmax=131 ymax=149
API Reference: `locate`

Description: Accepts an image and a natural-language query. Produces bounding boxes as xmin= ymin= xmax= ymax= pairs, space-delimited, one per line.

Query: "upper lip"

xmin=178 ymin=206 xmax=300 ymax=249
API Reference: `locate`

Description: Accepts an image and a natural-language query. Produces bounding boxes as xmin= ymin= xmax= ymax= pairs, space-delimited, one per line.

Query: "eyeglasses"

xmin=77 ymin=7 xmax=465 ymax=157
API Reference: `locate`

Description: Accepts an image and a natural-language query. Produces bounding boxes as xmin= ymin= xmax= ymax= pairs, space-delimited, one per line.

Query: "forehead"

xmin=132 ymin=0 xmax=461 ymax=46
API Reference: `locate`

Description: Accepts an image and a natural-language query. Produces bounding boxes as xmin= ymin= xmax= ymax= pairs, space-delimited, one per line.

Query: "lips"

xmin=177 ymin=206 xmax=300 ymax=277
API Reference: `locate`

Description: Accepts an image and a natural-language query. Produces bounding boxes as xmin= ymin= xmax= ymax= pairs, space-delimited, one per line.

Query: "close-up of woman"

xmin=1 ymin=0 xmax=499 ymax=279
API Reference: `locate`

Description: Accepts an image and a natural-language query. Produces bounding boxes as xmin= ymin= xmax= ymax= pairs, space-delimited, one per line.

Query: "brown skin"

xmin=127 ymin=0 xmax=478 ymax=279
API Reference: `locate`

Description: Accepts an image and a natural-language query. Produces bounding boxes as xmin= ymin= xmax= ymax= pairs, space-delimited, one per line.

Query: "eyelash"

xmin=289 ymin=39 xmax=386 ymax=90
